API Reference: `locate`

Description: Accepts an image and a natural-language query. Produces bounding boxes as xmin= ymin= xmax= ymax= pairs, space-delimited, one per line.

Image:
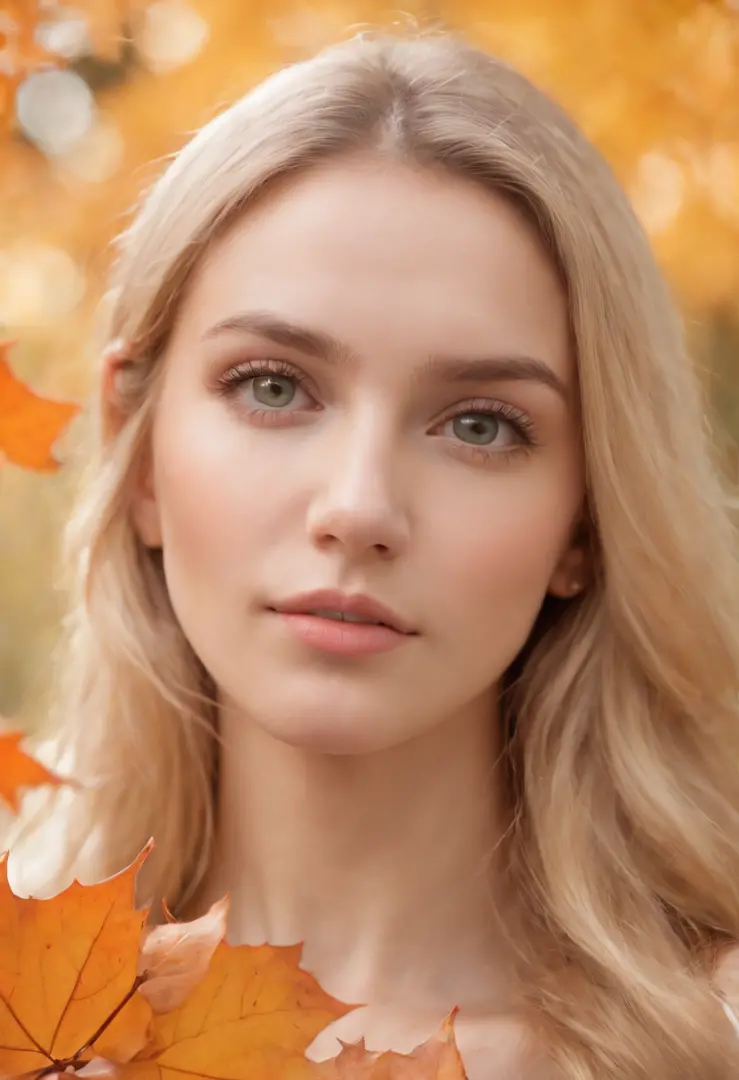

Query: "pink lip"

xmin=267 ymin=589 xmax=417 ymax=657
xmin=274 ymin=613 xmax=409 ymax=656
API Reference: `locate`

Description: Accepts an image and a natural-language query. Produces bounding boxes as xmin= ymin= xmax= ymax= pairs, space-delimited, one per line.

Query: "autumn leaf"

xmin=305 ymin=1011 xmax=468 ymax=1079
xmin=137 ymin=895 xmax=229 ymax=1013
xmin=0 ymin=844 xmax=153 ymax=1077
xmin=0 ymin=843 xmax=352 ymax=1079
xmin=119 ymin=939 xmax=356 ymax=1080
xmin=0 ymin=342 xmax=80 ymax=472
xmin=0 ymin=730 xmax=66 ymax=812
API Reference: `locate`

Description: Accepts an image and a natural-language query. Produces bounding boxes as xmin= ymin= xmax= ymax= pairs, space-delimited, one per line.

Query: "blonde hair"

xmin=9 ymin=26 xmax=739 ymax=1078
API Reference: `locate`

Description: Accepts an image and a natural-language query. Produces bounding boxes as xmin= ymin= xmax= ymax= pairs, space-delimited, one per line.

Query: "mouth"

xmin=267 ymin=590 xmax=417 ymax=637
xmin=267 ymin=605 xmax=415 ymax=657
xmin=288 ymin=608 xmax=394 ymax=628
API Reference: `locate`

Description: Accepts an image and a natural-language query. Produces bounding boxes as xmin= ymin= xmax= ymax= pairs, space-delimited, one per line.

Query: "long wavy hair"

xmin=8 ymin=27 xmax=739 ymax=1079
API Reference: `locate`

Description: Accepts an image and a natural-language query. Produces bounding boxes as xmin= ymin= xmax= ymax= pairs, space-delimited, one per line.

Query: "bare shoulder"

xmin=463 ymin=1046 xmax=554 ymax=1080
xmin=457 ymin=1011 xmax=555 ymax=1080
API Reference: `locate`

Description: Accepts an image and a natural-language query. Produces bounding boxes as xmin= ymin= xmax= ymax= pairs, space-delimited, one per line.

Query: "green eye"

xmin=251 ymin=374 xmax=296 ymax=408
xmin=451 ymin=413 xmax=500 ymax=445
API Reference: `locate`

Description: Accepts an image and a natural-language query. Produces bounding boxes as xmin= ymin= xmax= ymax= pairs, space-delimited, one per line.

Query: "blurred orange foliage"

xmin=0 ymin=729 xmax=63 ymax=811
xmin=0 ymin=340 xmax=79 ymax=470
xmin=0 ymin=0 xmax=737 ymax=372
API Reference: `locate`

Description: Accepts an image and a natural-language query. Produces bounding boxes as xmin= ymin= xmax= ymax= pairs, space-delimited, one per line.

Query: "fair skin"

xmin=116 ymin=154 xmax=588 ymax=1077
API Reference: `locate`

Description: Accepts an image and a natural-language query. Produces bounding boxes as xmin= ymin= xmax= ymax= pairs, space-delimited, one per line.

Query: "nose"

xmin=306 ymin=420 xmax=410 ymax=561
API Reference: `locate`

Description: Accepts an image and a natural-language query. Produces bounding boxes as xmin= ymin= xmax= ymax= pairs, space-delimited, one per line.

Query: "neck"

xmin=198 ymin=695 xmax=520 ymax=1012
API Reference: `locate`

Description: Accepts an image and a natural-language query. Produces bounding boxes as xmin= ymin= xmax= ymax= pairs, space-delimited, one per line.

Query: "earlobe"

xmin=101 ymin=338 xmax=142 ymax=441
xmin=548 ymin=541 xmax=590 ymax=599
xmin=548 ymin=512 xmax=593 ymax=599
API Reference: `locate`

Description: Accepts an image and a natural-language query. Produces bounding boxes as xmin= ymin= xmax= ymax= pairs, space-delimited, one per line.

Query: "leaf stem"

xmin=33 ymin=975 xmax=148 ymax=1076
xmin=73 ymin=974 xmax=146 ymax=1060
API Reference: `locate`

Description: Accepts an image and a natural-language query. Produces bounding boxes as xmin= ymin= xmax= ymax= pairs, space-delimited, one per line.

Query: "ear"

xmin=547 ymin=515 xmax=592 ymax=599
xmin=101 ymin=344 xmax=163 ymax=550
xmin=100 ymin=343 xmax=129 ymax=442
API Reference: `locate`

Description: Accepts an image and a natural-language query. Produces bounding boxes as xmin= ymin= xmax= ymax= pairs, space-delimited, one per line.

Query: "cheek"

xmin=151 ymin=410 xmax=291 ymax=574
xmin=430 ymin=474 xmax=577 ymax=619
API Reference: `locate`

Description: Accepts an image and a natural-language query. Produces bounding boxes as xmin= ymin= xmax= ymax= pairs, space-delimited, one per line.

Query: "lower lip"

xmin=273 ymin=612 xmax=412 ymax=656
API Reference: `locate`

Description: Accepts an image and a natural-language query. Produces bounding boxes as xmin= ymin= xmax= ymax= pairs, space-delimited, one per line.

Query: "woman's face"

xmin=130 ymin=155 xmax=585 ymax=753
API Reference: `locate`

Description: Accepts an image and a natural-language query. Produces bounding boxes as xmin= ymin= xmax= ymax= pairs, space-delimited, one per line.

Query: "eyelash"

xmin=215 ymin=358 xmax=538 ymax=462
xmin=216 ymin=358 xmax=317 ymax=421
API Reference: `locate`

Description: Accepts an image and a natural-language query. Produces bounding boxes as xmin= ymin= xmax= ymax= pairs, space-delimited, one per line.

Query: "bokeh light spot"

xmin=16 ymin=68 xmax=95 ymax=156
xmin=0 ymin=243 xmax=86 ymax=326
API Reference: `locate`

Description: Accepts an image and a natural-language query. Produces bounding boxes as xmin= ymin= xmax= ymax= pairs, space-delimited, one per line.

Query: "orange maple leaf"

xmin=0 ymin=845 xmax=153 ymax=1077
xmin=136 ymin=895 xmax=230 ymax=1013
xmin=304 ymin=1011 xmax=468 ymax=1079
xmin=0 ymin=731 xmax=66 ymax=812
xmin=0 ymin=342 xmax=80 ymax=472
xmin=0 ymin=844 xmax=354 ymax=1079
xmin=119 ymin=939 xmax=356 ymax=1080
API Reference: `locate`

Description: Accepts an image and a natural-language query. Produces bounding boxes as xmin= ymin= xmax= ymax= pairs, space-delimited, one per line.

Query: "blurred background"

xmin=1 ymin=0 xmax=738 ymax=733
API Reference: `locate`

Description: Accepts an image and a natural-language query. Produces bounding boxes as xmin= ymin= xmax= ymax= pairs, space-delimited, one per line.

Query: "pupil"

xmin=253 ymin=375 xmax=294 ymax=407
xmin=453 ymin=413 xmax=499 ymax=445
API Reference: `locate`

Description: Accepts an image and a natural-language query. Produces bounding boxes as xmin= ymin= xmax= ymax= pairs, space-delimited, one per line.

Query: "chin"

xmin=250 ymin=696 xmax=420 ymax=756
xmin=263 ymin=718 xmax=403 ymax=756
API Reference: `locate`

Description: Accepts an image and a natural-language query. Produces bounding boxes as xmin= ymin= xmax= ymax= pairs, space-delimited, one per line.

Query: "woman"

xmin=8 ymin=26 xmax=739 ymax=1079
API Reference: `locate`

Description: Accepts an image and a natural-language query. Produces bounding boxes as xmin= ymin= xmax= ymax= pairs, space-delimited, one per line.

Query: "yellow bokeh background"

xmin=1 ymin=0 xmax=738 ymax=725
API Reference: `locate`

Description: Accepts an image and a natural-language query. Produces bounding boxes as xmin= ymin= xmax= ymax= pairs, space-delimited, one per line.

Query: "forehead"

xmin=175 ymin=155 xmax=573 ymax=382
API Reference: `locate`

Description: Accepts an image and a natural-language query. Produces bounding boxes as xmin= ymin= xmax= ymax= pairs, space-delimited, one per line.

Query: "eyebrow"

xmin=201 ymin=310 xmax=570 ymax=401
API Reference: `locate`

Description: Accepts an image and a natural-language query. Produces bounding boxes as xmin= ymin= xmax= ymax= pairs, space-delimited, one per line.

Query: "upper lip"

xmin=269 ymin=589 xmax=416 ymax=634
